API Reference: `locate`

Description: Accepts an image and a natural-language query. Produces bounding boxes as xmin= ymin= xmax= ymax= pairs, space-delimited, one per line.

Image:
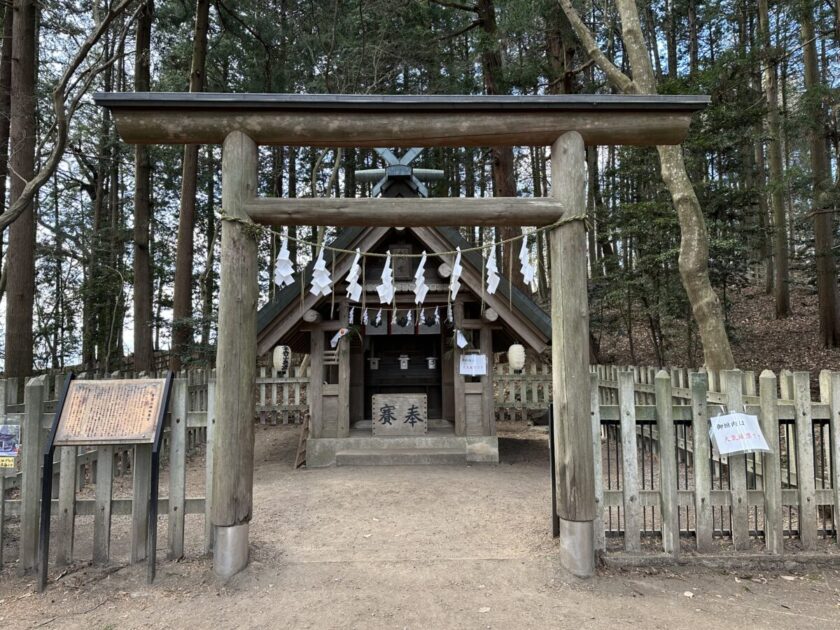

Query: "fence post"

xmin=618 ymin=371 xmax=640 ymax=552
xmin=821 ymin=371 xmax=840 ymax=547
xmin=723 ymin=370 xmax=750 ymax=550
xmin=56 ymin=446 xmax=77 ymax=565
xmin=655 ymin=371 xmax=679 ymax=557
xmin=759 ymin=370 xmax=783 ymax=554
xmin=590 ymin=372 xmax=604 ymax=552
xmin=168 ymin=378 xmax=188 ymax=560
xmin=205 ymin=373 xmax=216 ymax=554
xmin=690 ymin=372 xmax=713 ymax=552
xmin=93 ymin=445 xmax=115 ymax=564
xmin=131 ymin=443 xmax=152 ymax=563
xmin=1 ymin=474 xmax=5 ymax=568
xmin=792 ymin=372 xmax=816 ymax=549
xmin=20 ymin=375 xmax=46 ymax=572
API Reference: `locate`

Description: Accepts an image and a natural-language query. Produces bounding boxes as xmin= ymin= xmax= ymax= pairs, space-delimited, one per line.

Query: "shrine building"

xmin=257 ymin=225 xmax=551 ymax=466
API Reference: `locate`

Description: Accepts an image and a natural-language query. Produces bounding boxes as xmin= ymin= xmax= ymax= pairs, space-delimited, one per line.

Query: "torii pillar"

xmin=550 ymin=131 xmax=596 ymax=576
xmin=211 ymin=131 xmax=259 ymax=578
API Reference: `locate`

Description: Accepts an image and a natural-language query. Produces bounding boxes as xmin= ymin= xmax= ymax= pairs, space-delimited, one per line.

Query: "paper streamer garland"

xmin=485 ymin=244 xmax=500 ymax=295
xmin=345 ymin=248 xmax=362 ymax=302
xmin=310 ymin=248 xmax=332 ymax=297
xmin=455 ymin=330 xmax=468 ymax=349
xmin=413 ymin=251 xmax=429 ymax=304
xmin=273 ymin=236 xmax=295 ymax=288
xmin=449 ymin=247 xmax=463 ymax=301
xmin=519 ymin=232 xmax=536 ymax=286
xmin=377 ymin=251 xmax=395 ymax=304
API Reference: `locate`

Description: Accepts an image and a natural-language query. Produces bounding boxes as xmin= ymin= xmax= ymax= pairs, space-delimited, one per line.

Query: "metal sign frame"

xmin=38 ymin=371 xmax=174 ymax=592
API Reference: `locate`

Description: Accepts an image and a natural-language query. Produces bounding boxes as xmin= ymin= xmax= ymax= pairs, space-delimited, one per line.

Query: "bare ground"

xmin=3 ymin=424 xmax=840 ymax=629
xmin=597 ymin=285 xmax=840 ymax=373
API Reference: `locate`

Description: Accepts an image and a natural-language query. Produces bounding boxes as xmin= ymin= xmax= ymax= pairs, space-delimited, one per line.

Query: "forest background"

xmin=0 ymin=0 xmax=838 ymax=378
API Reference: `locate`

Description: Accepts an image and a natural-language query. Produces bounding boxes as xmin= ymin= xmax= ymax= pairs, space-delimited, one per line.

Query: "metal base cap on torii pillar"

xmin=558 ymin=519 xmax=595 ymax=577
xmin=214 ymin=523 xmax=250 ymax=579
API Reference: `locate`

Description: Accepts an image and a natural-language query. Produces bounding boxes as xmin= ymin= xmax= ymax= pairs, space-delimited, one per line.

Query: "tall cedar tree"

xmin=171 ymin=0 xmax=211 ymax=371
xmin=133 ymin=0 xmax=154 ymax=371
xmin=5 ymin=0 xmax=37 ymax=378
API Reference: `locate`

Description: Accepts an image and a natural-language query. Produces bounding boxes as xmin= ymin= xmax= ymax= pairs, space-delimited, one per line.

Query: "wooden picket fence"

xmin=493 ymin=362 xmax=551 ymax=422
xmin=0 ymin=370 xmax=215 ymax=572
xmin=5 ymin=362 xmax=840 ymax=569
xmin=592 ymin=365 xmax=840 ymax=556
xmin=255 ymin=365 xmax=310 ymax=425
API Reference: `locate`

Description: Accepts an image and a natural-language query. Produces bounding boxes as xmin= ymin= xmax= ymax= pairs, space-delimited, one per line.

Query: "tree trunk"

xmin=200 ymin=145 xmax=216 ymax=349
xmin=758 ymin=0 xmax=791 ymax=318
xmin=476 ymin=0 xmax=523 ymax=290
xmin=0 ymin=3 xmax=14 ymax=261
xmin=559 ymin=0 xmax=735 ymax=370
xmin=4 ymin=0 xmax=37 ymax=378
xmin=133 ymin=0 xmax=154 ymax=372
xmin=801 ymin=0 xmax=840 ymax=346
xmin=171 ymin=0 xmax=210 ymax=371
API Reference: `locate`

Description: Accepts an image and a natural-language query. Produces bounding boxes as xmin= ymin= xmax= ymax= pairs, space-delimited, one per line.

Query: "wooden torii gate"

xmin=96 ymin=92 xmax=708 ymax=579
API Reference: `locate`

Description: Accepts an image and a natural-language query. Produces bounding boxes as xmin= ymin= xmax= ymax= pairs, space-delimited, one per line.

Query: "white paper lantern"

xmin=272 ymin=345 xmax=292 ymax=376
xmin=508 ymin=343 xmax=526 ymax=373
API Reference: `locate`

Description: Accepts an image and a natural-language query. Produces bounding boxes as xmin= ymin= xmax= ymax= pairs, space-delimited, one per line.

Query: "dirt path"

xmin=2 ymin=425 xmax=840 ymax=629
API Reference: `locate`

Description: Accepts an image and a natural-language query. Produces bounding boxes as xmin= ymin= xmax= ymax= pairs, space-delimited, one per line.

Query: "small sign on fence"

xmin=709 ymin=412 xmax=770 ymax=456
xmin=459 ymin=353 xmax=487 ymax=376
xmin=0 ymin=424 xmax=20 ymax=469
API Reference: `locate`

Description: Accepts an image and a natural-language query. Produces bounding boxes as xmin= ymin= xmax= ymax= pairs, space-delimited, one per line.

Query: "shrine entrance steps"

xmin=335 ymin=446 xmax=465 ymax=466
xmin=306 ymin=426 xmax=499 ymax=467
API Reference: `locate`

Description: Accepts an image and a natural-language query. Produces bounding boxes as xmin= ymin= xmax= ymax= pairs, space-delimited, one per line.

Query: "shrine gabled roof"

xmin=256 ymin=226 xmax=551 ymax=354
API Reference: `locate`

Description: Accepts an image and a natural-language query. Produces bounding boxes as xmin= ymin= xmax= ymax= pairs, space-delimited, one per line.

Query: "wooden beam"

xmin=107 ymin=109 xmax=697 ymax=147
xmin=245 ymin=197 xmax=563 ymax=227
xmin=212 ymin=131 xmax=258 ymax=530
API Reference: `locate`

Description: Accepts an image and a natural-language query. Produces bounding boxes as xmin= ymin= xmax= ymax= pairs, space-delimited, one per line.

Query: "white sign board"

xmin=709 ymin=412 xmax=770 ymax=456
xmin=459 ymin=354 xmax=487 ymax=376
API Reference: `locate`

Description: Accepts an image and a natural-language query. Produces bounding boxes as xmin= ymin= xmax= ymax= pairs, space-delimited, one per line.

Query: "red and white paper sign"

xmin=709 ymin=412 xmax=770 ymax=456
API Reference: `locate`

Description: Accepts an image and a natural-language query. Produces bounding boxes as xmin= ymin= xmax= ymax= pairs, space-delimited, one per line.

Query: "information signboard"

xmin=38 ymin=373 xmax=173 ymax=592
xmin=54 ymin=380 xmax=166 ymax=446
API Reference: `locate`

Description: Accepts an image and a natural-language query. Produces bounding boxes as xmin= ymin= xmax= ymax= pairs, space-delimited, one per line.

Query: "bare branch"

xmin=0 ymin=0 xmax=140 ymax=235
xmin=557 ymin=0 xmax=638 ymax=94
xmin=427 ymin=0 xmax=477 ymax=12
xmin=439 ymin=19 xmax=480 ymax=40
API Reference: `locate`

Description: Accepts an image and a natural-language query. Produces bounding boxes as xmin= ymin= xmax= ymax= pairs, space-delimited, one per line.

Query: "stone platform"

xmin=306 ymin=427 xmax=499 ymax=467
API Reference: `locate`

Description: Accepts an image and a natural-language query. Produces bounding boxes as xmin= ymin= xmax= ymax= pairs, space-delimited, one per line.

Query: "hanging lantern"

xmin=368 ymin=357 xmax=380 ymax=370
xmin=272 ymin=345 xmax=292 ymax=377
xmin=399 ymin=354 xmax=410 ymax=370
xmin=508 ymin=343 xmax=526 ymax=373
xmin=426 ymin=356 xmax=438 ymax=370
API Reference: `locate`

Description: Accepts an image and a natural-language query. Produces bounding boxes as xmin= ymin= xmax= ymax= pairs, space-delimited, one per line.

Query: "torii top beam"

xmin=94 ymin=93 xmax=709 ymax=147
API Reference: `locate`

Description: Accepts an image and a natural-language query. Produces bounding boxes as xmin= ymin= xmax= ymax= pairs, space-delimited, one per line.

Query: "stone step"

xmin=340 ymin=435 xmax=466 ymax=450
xmin=335 ymin=447 xmax=465 ymax=466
